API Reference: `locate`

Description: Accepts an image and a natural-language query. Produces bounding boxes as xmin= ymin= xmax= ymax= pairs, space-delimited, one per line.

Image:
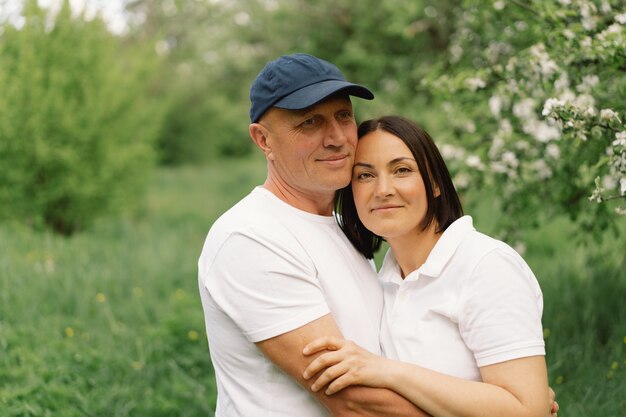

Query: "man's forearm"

xmin=331 ymin=385 xmax=431 ymax=417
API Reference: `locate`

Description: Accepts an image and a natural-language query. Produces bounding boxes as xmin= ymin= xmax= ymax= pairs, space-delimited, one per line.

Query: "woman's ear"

xmin=433 ymin=183 xmax=441 ymax=198
xmin=249 ymin=123 xmax=274 ymax=160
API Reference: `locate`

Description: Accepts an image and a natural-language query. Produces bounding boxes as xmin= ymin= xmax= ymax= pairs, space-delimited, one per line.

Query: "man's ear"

xmin=249 ymin=123 xmax=274 ymax=160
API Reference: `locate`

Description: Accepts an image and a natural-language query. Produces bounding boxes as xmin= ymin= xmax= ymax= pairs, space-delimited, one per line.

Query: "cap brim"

xmin=273 ymin=80 xmax=374 ymax=110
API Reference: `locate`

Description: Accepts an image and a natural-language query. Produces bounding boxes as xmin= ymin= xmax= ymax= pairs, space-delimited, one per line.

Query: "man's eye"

xmin=301 ymin=117 xmax=318 ymax=128
xmin=337 ymin=111 xmax=353 ymax=121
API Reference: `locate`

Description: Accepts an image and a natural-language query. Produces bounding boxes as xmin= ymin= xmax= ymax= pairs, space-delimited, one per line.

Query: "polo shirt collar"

xmin=379 ymin=216 xmax=475 ymax=282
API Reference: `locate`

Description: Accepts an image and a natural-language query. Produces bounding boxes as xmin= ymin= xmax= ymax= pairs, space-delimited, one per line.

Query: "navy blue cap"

xmin=249 ymin=53 xmax=374 ymax=123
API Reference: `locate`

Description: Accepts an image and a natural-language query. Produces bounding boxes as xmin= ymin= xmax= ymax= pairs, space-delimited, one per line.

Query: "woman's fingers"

xmin=310 ymin=362 xmax=350 ymax=392
xmin=325 ymin=373 xmax=354 ymax=395
xmin=303 ymin=336 xmax=345 ymax=356
xmin=303 ymin=349 xmax=345 ymax=380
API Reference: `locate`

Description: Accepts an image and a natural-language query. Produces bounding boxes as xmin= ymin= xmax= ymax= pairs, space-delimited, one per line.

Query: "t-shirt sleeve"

xmin=458 ymin=247 xmax=545 ymax=367
xmin=202 ymin=231 xmax=330 ymax=343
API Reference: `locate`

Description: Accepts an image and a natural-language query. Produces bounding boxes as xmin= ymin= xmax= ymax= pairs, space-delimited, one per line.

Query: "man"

xmin=198 ymin=53 xmax=427 ymax=416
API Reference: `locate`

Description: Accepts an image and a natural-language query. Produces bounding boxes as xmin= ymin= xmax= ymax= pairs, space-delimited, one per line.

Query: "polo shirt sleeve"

xmin=203 ymin=231 xmax=330 ymax=343
xmin=458 ymin=247 xmax=545 ymax=367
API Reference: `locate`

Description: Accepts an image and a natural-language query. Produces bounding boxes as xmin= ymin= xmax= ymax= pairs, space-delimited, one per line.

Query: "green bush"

xmin=157 ymin=81 xmax=251 ymax=165
xmin=0 ymin=0 xmax=166 ymax=234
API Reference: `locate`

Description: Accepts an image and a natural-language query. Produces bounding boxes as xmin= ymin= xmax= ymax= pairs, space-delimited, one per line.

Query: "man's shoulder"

xmin=210 ymin=188 xmax=291 ymax=237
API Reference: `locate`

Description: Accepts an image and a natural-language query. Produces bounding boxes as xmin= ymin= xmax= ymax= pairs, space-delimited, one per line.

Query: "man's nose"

xmin=323 ymin=119 xmax=348 ymax=148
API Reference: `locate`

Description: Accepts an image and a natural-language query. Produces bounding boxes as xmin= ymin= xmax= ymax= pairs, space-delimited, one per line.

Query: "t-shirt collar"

xmin=379 ymin=215 xmax=475 ymax=282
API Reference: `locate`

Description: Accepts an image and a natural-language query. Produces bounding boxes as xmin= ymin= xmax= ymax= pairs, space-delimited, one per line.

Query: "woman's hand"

xmin=302 ymin=336 xmax=391 ymax=395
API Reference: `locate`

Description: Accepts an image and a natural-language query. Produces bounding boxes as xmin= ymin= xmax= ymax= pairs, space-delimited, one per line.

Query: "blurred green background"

xmin=1 ymin=0 xmax=625 ymax=416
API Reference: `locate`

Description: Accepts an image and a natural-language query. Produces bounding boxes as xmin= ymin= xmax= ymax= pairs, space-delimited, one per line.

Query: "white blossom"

xmin=466 ymin=77 xmax=486 ymax=91
xmin=603 ymin=175 xmax=617 ymax=191
xmin=616 ymin=13 xmax=626 ymax=24
xmin=600 ymin=108 xmax=619 ymax=122
xmin=534 ymin=159 xmax=552 ymax=179
xmin=555 ymin=72 xmax=570 ymax=92
xmin=558 ymin=0 xmax=571 ymax=5
xmin=515 ymin=21 xmax=528 ymax=31
xmin=580 ymin=2 xmax=598 ymax=31
xmin=529 ymin=44 xmax=559 ymax=76
xmin=573 ymin=93 xmax=595 ymax=109
xmin=563 ymin=29 xmax=575 ymax=39
xmin=493 ymin=1 xmax=505 ymax=10
xmin=531 ymin=122 xmax=561 ymax=142
xmin=502 ymin=151 xmax=519 ymax=168
xmin=489 ymin=95 xmax=502 ymax=116
xmin=546 ymin=143 xmax=561 ymax=159
xmin=466 ymin=155 xmax=484 ymax=169
xmin=513 ymin=98 xmax=537 ymax=120
xmin=499 ymin=118 xmax=513 ymax=134
xmin=542 ymin=97 xmax=564 ymax=116
xmin=441 ymin=144 xmax=465 ymax=161
xmin=621 ymin=178 xmax=626 ymax=195
xmin=576 ymin=75 xmax=599 ymax=93
xmin=454 ymin=172 xmax=470 ymax=189
xmin=613 ymin=131 xmax=626 ymax=147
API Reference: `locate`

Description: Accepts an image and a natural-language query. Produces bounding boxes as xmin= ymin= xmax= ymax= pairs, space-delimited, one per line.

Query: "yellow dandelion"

xmin=96 ymin=293 xmax=106 ymax=303
xmin=623 ymin=335 xmax=626 ymax=344
xmin=188 ymin=330 xmax=199 ymax=341
xmin=133 ymin=287 xmax=143 ymax=298
xmin=131 ymin=361 xmax=143 ymax=371
xmin=64 ymin=327 xmax=75 ymax=338
xmin=555 ymin=375 xmax=564 ymax=385
xmin=543 ymin=328 xmax=551 ymax=338
xmin=611 ymin=361 xmax=619 ymax=370
xmin=174 ymin=289 xmax=186 ymax=300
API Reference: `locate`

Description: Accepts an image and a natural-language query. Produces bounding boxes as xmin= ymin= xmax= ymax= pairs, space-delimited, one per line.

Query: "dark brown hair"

xmin=335 ymin=115 xmax=463 ymax=259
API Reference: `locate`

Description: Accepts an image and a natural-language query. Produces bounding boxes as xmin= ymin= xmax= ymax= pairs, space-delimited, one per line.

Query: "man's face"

xmin=261 ymin=96 xmax=358 ymax=198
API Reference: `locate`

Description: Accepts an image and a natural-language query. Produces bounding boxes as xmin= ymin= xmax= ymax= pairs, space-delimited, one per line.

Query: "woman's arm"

xmin=303 ymin=337 xmax=553 ymax=417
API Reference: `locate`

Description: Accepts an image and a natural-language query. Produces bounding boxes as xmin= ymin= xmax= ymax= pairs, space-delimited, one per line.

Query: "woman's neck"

xmin=387 ymin=222 xmax=441 ymax=279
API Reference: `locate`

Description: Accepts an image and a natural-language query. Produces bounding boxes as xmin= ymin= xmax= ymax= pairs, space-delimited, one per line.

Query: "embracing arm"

xmin=304 ymin=338 xmax=553 ymax=417
xmin=256 ymin=314 xmax=430 ymax=417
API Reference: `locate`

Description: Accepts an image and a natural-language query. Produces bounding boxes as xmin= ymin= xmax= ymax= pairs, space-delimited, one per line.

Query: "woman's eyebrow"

xmin=388 ymin=157 xmax=416 ymax=165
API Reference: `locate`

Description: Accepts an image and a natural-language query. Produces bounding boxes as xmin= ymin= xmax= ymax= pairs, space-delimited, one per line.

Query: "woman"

xmin=302 ymin=116 xmax=555 ymax=417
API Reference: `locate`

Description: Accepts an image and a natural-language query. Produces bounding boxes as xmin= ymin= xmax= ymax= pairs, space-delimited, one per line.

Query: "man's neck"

xmin=262 ymin=178 xmax=335 ymax=216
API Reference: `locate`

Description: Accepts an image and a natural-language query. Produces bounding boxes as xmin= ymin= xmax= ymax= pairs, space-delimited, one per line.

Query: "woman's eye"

xmin=355 ymin=172 xmax=373 ymax=181
xmin=396 ymin=167 xmax=412 ymax=174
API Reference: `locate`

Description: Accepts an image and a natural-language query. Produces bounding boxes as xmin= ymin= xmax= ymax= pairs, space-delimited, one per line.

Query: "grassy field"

xmin=1 ymin=155 xmax=625 ymax=416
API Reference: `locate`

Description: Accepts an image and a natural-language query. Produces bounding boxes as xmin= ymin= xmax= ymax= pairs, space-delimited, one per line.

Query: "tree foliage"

xmin=420 ymin=0 xmax=626 ymax=239
xmin=0 ymin=0 xmax=165 ymax=234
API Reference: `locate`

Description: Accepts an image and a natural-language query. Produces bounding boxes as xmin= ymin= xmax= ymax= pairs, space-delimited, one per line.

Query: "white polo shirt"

xmin=379 ymin=216 xmax=545 ymax=382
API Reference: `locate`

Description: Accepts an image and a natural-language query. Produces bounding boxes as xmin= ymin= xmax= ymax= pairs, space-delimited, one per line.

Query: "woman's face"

xmin=351 ymin=129 xmax=430 ymax=240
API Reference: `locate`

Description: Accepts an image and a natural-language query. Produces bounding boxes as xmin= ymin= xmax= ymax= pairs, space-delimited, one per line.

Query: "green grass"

xmin=1 ymin=154 xmax=625 ymax=416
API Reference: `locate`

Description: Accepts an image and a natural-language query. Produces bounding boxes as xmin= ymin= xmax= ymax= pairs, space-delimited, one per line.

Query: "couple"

xmin=198 ymin=53 xmax=557 ymax=417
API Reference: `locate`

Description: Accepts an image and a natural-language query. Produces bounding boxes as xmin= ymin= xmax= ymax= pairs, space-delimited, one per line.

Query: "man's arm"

xmin=256 ymin=314 xmax=430 ymax=417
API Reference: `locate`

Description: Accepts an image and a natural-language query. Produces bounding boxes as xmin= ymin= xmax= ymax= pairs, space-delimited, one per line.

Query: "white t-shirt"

xmin=379 ymin=216 xmax=545 ymax=381
xmin=198 ymin=187 xmax=383 ymax=417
